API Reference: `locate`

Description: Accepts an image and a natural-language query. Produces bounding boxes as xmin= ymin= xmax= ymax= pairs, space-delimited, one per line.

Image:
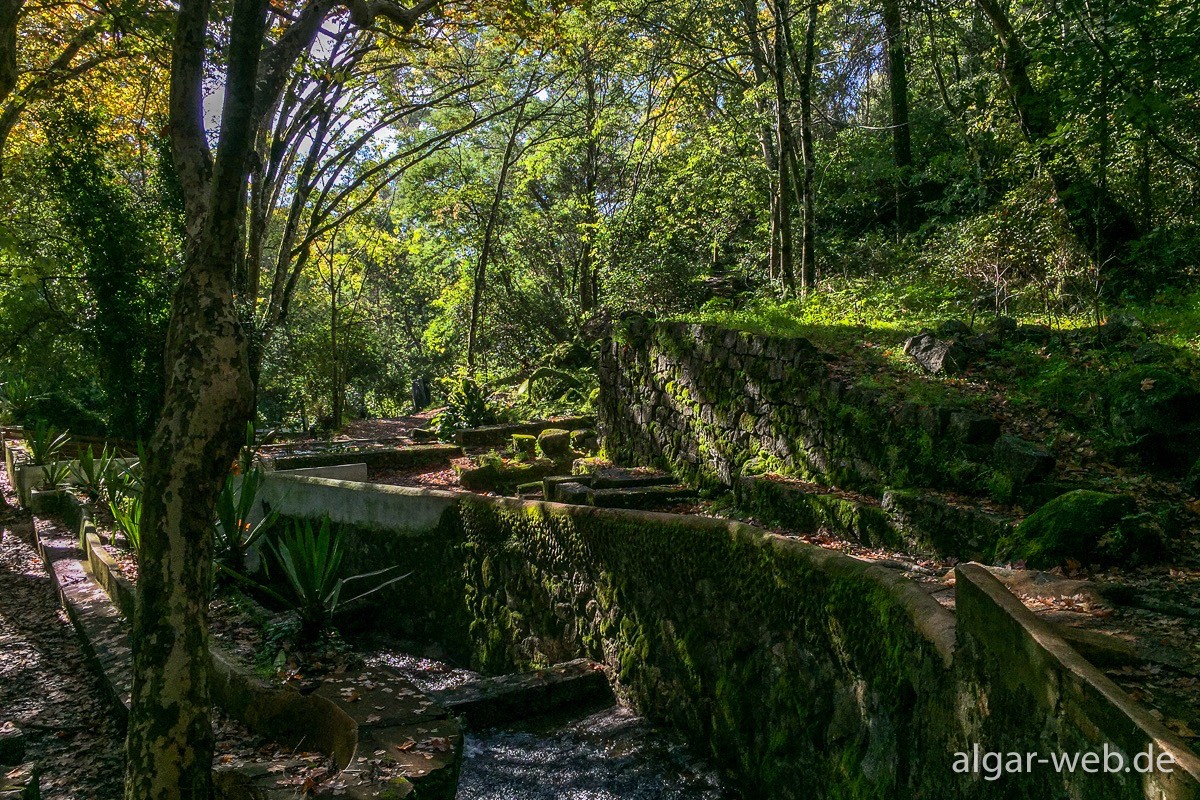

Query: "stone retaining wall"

xmin=597 ymin=318 xmax=1034 ymax=497
xmin=262 ymin=475 xmax=1200 ymax=799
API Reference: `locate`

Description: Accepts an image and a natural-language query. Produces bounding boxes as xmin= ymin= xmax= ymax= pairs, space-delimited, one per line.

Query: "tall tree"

xmin=126 ymin=0 xmax=436 ymax=797
xmin=975 ymin=0 xmax=1140 ymax=277
xmin=881 ymin=0 xmax=911 ymax=228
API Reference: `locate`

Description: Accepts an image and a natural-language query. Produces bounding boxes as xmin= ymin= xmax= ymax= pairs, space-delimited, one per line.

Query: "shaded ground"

xmin=0 ymin=498 xmax=125 ymax=799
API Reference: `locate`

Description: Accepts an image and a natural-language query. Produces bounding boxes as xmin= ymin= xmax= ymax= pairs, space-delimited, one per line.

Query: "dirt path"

xmin=0 ymin=503 xmax=125 ymax=799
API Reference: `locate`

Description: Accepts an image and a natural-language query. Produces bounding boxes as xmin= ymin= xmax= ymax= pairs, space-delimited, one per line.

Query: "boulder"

xmin=903 ymin=331 xmax=974 ymax=375
xmin=947 ymin=411 xmax=1001 ymax=446
xmin=511 ymin=434 xmax=537 ymax=459
xmin=936 ymin=319 xmax=973 ymax=338
xmin=1132 ymin=341 xmax=1172 ymax=365
xmin=1107 ymin=366 xmax=1200 ymax=469
xmin=993 ymin=435 xmax=1056 ymax=485
xmin=536 ymin=428 xmax=573 ymax=459
xmin=569 ymin=428 xmax=599 ymax=454
xmin=996 ymin=490 xmax=1137 ymax=568
xmin=1013 ymin=324 xmax=1053 ymax=344
xmin=988 ymin=316 xmax=1018 ymax=337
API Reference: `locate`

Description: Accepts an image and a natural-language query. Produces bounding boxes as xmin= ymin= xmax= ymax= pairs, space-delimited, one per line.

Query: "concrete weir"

xmin=261 ymin=473 xmax=1200 ymax=800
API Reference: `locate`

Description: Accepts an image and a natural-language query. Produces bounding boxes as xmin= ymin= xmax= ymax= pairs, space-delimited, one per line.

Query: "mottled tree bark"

xmin=0 ymin=0 xmax=20 ymax=106
xmin=123 ymin=0 xmax=265 ymax=796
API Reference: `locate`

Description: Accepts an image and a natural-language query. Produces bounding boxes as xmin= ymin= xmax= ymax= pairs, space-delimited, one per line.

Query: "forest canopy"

xmin=1 ymin=0 xmax=1198 ymax=434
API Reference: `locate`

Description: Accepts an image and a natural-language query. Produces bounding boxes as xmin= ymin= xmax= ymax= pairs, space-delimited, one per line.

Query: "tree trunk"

xmin=799 ymin=0 xmax=819 ymax=293
xmin=882 ymin=0 xmax=912 ymax=230
xmin=975 ymin=0 xmax=1140 ymax=275
xmin=772 ymin=0 xmax=796 ymax=294
xmin=124 ymin=0 xmax=265 ymax=796
xmin=0 ymin=0 xmax=19 ymax=106
xmin=578 ymin=51 xmax=600 ymax=314
xmin=468 ymin=95 xmax=526 ymax=371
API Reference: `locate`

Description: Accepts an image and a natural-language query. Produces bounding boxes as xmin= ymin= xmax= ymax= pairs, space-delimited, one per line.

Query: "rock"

xmin=569 ymin=428 xmax=599 ymax=454
xmin=410 ymin=427 xmax=438 ymax=441
xmin=536 ymin=428 xmax=573 ymax=459
xmin=996 ymin=490 xmax=1137 ymax=568
xmin=1107 ymin=367 xmax=1200 ymax=469
xmin=903 ymin=331 xmax=974 ymax=375
xmin=936 ymin=319 xmax=973 ymax=338
xmin=1013 ymin=324 xmax=1053 ymax=344
xmin=511 ymin=434 xmax=537 ymax=459
xmin=992 ymin=435 xmax=1056 ymax=485
xmin=947 ymin=411 xmax=1001 ymax=446
xmin=988 ymin=316 xmax=1018 ymax=336
xmin=1100 ymin=312 xmax=1144 ymax=343
xmin=882 ymin=490 xmax=1010 ymax=561
xmin=1132 ymin=341 xmax=1172 ymax=365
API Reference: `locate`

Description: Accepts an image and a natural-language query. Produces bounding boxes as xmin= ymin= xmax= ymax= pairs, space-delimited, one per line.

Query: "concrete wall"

xmin=262 ymin=475 xmax=1200 ymax=799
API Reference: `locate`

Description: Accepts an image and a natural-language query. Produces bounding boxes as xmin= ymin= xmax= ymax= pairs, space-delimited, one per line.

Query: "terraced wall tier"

xmin=254 ymin=476 xmax=1194 ymax=798
xmin=597 ymin=317 xmax=1000 ymax=493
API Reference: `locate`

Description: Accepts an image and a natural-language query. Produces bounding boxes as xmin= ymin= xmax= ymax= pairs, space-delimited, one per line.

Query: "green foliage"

xmin=265 ymin=517 xmax=409 ymax=637
xmin=26 ymin=421 xmax=70 ymax=465
xmin=71 ymin=445 xmax=115 ymax=502
xmin=213 ymin=469 xmax=278 ymax=578
xmin=434 ymin=376 xmax=497 ymax=438
xmin=41 ymin=459 xmax=72 ymax=491
xmin=110 ymin=495 xmax=142 ymax=553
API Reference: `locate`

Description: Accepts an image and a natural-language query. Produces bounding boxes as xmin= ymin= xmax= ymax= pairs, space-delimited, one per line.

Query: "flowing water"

xmin=362 ymin=646 xmax=739 ymax=799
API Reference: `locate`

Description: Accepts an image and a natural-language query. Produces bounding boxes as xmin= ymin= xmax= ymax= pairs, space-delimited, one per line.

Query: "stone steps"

xmin=543 ymin=467 xmax=696 ymax=509
xmin=431 ymin=659 xmax=613 ymax=728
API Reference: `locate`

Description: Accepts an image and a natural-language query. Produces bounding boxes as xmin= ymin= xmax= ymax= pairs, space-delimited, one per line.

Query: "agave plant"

xmin=213 ymin=468 xmax=277 ymax=577
xmin=26 ymin=421 xmax=70 ymax=465
xmin=105 ymin=442 xmax=144 ymax=506
xmin=265 ymin=517 xmax=408 ymax=638
xmin=72 ymin=445 xmax=113 ymax=502
xmin=110 ymin=495 xmax=142 ymax=553
xmin=41 ymin=459 xmax=73 ymax=491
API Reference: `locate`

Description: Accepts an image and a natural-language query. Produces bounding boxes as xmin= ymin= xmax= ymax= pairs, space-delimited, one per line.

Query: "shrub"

xmin=26 ymin=421 xmax=71 ymax=465
xmin=434 ymin=377 xmax=497 ymax=439
xmin=264 ymin=517 xmax=409 ymax=638
xmin=213 ymin=469 xmax=277 ymax=578
xmin=110 ymin=495 xmax=142 ymax=553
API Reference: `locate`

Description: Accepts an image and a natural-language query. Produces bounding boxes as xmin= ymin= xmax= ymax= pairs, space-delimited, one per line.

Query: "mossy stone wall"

xmin=265 ymin=477 xmax=1199 ymax=800
xmin=598 ymin=318 xmax=992 ymax=493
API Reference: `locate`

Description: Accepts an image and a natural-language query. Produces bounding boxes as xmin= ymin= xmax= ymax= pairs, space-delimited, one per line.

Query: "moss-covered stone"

xmin=996 ymin=490 xmax=1136 ymax=567
xmin=511 ymin=434 xmax=537 ymax=459
xmin=1107 ymin=366 xmax=1200 ymax=469
xmin=537 ymin=428 xmax=572 ymax=459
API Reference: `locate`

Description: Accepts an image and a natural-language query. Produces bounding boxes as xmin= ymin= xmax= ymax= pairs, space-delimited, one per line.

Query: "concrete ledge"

xmin=268 ymin=444 xmax=461 ymax=472
xmin=433 ymin=659 xmax=614 ymax=727
xmin=452 ymin=417 xmax=595 ymax=448
xmin=275 ymin=462 xmax=369 ymax=482
xmin=261 ymin=474 xmax=460 ymax=533
xmin=956 ymin=564 xmax=1200 ymax=796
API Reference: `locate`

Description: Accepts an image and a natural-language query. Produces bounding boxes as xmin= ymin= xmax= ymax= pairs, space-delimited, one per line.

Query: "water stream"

xmin=363 ymin=647 xmax=739 ymax=799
